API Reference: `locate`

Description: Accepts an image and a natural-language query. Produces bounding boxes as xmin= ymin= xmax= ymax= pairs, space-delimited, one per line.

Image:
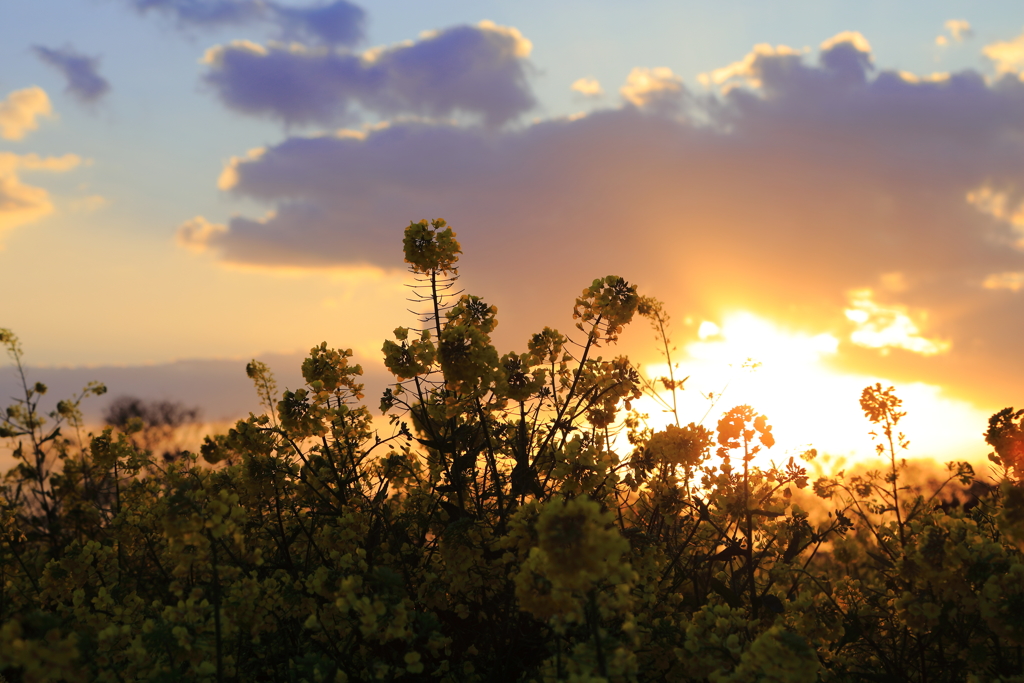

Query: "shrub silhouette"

xmin=103 ymin=396 xmax=202 ymax=461
xmin=0 ymin=220 xmax=1022 ymax=682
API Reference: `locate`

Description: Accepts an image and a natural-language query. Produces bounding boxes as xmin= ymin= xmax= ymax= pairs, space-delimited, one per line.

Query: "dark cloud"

xmin=180 ymin=33 xmax=1024 ymax=405
xmin=127 ymin=0 xmax=365 ymax=46
xmin=272 ymin=1 xmax=365 ymax=46
xmin=32 ymin=46 xmax=110 ymax=104
xmin=202 ymin=21 xmax=535 ymax=126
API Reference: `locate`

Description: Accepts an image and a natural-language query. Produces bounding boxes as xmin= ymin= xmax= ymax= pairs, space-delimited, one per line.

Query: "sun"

xmin=634 ymin=311 xmax=991 ymax=470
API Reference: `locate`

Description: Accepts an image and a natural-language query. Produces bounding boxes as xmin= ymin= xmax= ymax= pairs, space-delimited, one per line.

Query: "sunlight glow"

xmin=635 ymin=312 xmax=989 ymax=470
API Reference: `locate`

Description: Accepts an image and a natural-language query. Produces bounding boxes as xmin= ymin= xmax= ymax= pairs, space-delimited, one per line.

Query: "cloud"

xmin=965 ymin=185 xmax=1024 ymax=246
xmin=571 ymin=77 xmax=603 ymax=98
xmin=983 ymin=272 xmax=1024 ymax=291
xmin=202 ymin=21 xmax=535 ymax=127
xmin=0 ymin=152 xmax=82 ymax=239
xmin=620 ymin=67 xmax=683 ymax=111
xmin=176 ymin=215 xmax=228 ymax=253
xmin=271 ymin=1 xmax=365 ymax=46
xmin=984 ymin=30 xmax=1024 ymax=75
xmin=936 ymin=19 xmax=973 ymax=47
xmin=127 ymin=0 xmax=365 ymax=46
xmin=947 ymin=19 xmax=973 ymax=41
xmin=701 ymin=43 xmax=804 ymax=89
xmin=32 ymin=46 xmax=111 ymax=104
xmin=0 ymin=87 xmax=52 ymax=140
xmin=845 ymin=289 xmax=950 ymax=356
xmin=182 ymin=31 xmax=1024 ymax=404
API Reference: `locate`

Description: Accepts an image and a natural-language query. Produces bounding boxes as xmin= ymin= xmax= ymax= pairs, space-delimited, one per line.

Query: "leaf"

xmin=759 ymin=594 xmax=785 ymax=614
xmin=708 ymin=543 xmax=745 ymax=562
xmin=452 ymin=452 xmax=478 ymax=474
xmin=438 ymin=500 xmax=468 ymax=521
xmin=709 ymin=578 xmax=743 ymax=608
xmin=836 ymin=616 xmax=863 ymax=649
xmin=417 ymin=438 xmax=455 ymax=454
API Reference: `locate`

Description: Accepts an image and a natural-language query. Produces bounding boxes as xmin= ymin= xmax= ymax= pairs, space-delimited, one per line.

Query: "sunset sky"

xmin=4 ymin=0 xmax=1024 ymax=464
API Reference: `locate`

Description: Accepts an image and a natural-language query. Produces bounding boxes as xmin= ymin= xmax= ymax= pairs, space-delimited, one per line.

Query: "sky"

xmin=3 ymin=0 xmax=1024 ymax=465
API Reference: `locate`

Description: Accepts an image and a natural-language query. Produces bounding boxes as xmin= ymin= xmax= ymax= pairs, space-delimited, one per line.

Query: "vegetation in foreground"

xmin=3 ymin=220 xmax=1024 ymax=683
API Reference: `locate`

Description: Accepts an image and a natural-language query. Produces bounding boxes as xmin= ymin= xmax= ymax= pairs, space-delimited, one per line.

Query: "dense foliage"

xmin=3 ymin=219 xmax=1024 ymax=682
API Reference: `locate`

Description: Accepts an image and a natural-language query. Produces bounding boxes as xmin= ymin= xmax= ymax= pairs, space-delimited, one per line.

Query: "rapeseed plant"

xmin=0 ymin=222 xmax=1020 ymax=682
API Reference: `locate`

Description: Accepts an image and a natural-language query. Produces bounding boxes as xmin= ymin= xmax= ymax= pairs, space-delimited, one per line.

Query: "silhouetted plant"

xmin=0 ymin=221 xmax=1019 ymax=683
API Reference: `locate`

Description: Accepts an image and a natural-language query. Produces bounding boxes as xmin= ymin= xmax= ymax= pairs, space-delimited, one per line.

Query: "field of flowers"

xmin=2 ymin=219 xmax=1024 ymax=682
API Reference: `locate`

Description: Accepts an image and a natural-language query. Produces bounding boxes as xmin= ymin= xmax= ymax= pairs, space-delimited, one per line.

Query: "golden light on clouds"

xmin=217 ymin=147 xmax=266 ymax=191
xmin=635 ymin=312 xmax=989 ymax=468
xmin=571 ymin=77 xmax=603 ymax=97
xmin=983 ymin=271 xmax=1024 ymax=291
xmin=966 ymin=185 xmax=1024 ymax=247
xmin=0 ymin=87 xmax=52 ymax=141
xmin=175 ymin=215 xmax=228 ymax=253
xmin=845 ymin=289 xmax=950 ymax=356
xmin=699 ymin=43 xmax=803 ymax=89
xmin=620 ymin=67 xmax=682 ymax=107
xmin=819 ymin=31 xmax=872 ymax=54
xmin=983 ymin=29 xmax=1024 ymax=75
xmin=476 ymin=20 xmax=533 ymax=58
xmin=698 ymin=32 xmax=869 ymax=91
xmin=0 ymin=152 xmax=82 ymax=237
xmin=936 ymin=19 xmax=973 ymax=47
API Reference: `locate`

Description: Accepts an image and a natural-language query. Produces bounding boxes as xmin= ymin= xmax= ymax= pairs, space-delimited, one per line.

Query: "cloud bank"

xmin=181 ymin=32 xmax=1024 ymax=403
xmin=33 ymin=46 xmax=111 ymax=104
xmin=202 ymin=21 xmax=535 ymax=126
